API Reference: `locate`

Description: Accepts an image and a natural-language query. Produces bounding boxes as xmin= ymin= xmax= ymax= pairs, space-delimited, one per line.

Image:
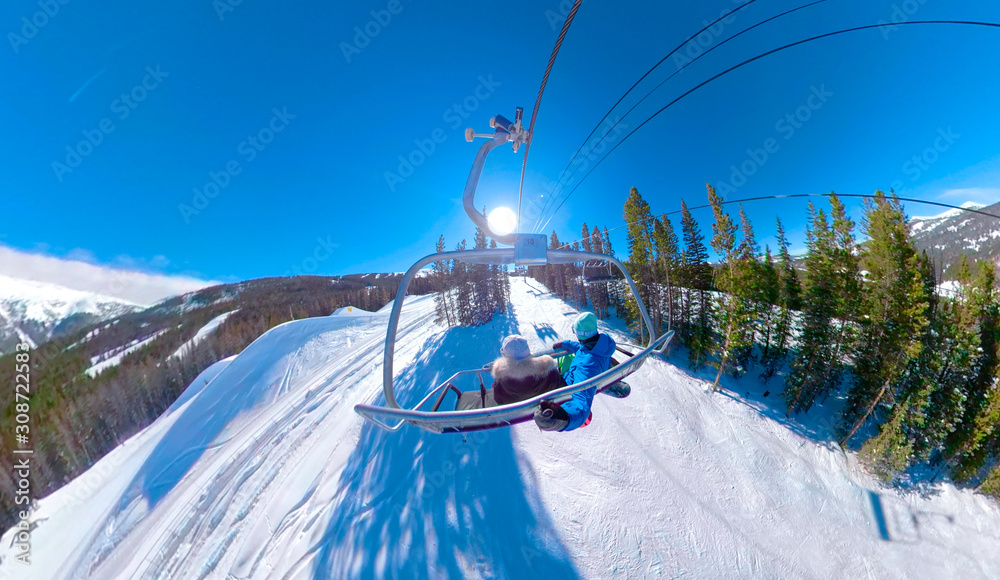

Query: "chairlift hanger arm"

xmin=463 ymin=109 xmax=528 ymax=246
xmin=463 ymin=132 xmax=516 ymax=246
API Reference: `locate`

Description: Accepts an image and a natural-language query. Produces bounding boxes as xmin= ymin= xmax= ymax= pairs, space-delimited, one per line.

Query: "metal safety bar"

xmin=379 ymin=247 xmax=659 ymax=410
xmin=356 ymin=330 xmax=673 ymax=433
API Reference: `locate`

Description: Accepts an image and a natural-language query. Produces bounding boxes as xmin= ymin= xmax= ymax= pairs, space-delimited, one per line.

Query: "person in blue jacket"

xmin=534 ymin=312 xmax=616 ymax=432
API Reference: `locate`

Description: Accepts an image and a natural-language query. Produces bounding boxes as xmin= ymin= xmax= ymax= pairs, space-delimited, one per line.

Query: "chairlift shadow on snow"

xmin=863 ymin=486 xmax=991 ymax=574
xmin=522 ymin=276 xmax=544 ymax=295
xmin=312 ymin=314 xmax=581 ymax=579
xmin=532 ymin=322 xmax=560 ymax=343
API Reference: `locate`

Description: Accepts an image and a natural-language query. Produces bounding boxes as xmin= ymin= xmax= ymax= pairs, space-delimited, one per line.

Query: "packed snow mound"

xmin=331 ymin=305 xmax=375 ymax=316
xmin=4 ymin=280 xmax=999 ymax=579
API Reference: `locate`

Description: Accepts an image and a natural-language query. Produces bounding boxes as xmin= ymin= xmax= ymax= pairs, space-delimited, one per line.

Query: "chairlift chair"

xmin=581 ymin=260 xmax=617 ymax=285
xmin=353 ymin=107 xmax=673 ymax=434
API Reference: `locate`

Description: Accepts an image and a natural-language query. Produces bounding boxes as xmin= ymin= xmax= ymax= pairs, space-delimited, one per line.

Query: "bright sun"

xmin=487 ymin=207 xmax=517 ymax=235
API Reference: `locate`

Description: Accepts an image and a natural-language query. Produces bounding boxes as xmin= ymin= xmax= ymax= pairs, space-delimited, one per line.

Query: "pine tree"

xmin=589 ymin=226 xmax=611 ymax=318
xmin=914 ymin=257 xmax=978 ymax=458
xmin=549 ymin=231 xmax=567 ymax=298
xmin=489 ymin=238 xmax=511 ymax=315
xmin=784 ymin=204 xmax=839 ymax=414
xmin=453 ymin=239 xmax=473 ymax=325
xmin=603 ymin=226 xmax=625 ymax=316
xmin=981 ymin=464 xmax=1000 ymax=497
xmin=823 ymin=194 xmax=863 ymax=396
xmin=756 ymin=246 xmax=780 ymax=376
xmin=842 ymin=191 xmax=928 ymax=445
xmin=569 ymin=240 xmax=587 ymax=309
xmin=900 ymin=251 xmax=951 ymax=459
xmin=708 ymin=187 xmax=753 ymax=388
xmin=941 ymin=259 xmax=1000 ymax=480
xmin=653 ymin=214 xmax=681 ymax=336
xmin=733 ymin=205 xmax=762 ymax=374
xmin=432 ymin=235 xmax=455 ymax=327
xmin=680 ymin=199 xmax=712 ymax=370
xmin=471 ymin=216 xmax=494 ymax=324
xmin=760 ymin=219 xmax=799 ymax=383
xmin=623 ymin=187 xmax=658 ymax=341
xmin=776 ymin=217 xmax=802 ymax=311
xmin=591 ymin=226 xmax=605 ymax=255
xmin=581 ymin=222 xmax=593 ymax=252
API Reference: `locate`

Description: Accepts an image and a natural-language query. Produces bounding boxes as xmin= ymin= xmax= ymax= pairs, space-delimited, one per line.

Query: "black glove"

xmin=534 ymin=400 xmax=569 ymax=432
xmin=552 ymin=341 xmax=564 ymax=350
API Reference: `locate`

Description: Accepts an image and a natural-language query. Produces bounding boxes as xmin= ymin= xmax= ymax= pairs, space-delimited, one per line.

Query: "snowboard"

xmin=599 ymin=380 xmax=631 ymax=398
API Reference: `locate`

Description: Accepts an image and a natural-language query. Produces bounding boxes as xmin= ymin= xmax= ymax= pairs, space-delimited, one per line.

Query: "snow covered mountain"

xmin=0 ymin=274 xmax=140 ymax=354
xmin=908 ymin=201 xmax=1000 ymax=276
xmin=4 ymin=278 xmax=998 ymax=579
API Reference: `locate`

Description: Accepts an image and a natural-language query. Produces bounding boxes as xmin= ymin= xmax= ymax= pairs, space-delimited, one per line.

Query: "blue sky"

xmin=2 ymin=0 xmax=999 ymax=282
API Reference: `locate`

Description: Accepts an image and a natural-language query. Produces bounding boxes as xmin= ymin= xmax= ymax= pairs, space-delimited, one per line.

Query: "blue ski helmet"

xmin=572 ymin=312 xmax=598 ymax=339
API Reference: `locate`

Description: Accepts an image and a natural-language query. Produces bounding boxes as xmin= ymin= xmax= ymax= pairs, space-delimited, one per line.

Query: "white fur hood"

xmin=491 ymin=354 xmax=558 ymax=380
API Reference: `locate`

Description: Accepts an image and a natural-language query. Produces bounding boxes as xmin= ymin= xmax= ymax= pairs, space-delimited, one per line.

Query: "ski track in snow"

xmin=3 ymin=279 xmax=1000 ymax=579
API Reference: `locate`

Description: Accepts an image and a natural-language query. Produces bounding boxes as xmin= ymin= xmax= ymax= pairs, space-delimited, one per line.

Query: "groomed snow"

xmin=4 ymin=279 xmax=999 ymax=579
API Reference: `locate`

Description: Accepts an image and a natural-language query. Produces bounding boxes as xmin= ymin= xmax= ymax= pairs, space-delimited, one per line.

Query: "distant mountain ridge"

xmin=0 ymin=275 xmax=139 ymax=354
xmin=907 ymin=200 xmax=1000 ymax=277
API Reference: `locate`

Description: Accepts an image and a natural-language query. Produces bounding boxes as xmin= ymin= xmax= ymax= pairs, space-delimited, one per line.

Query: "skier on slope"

xmin=491 ymin=335 xmax=567 ymax=405
xmin=534 ymin=312 xmax=626 ymax=432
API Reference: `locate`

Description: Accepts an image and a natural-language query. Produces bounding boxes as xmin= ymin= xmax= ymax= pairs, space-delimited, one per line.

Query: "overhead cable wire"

xmin=538 ymin=20 xmax=1000 ymax=234
xmin=537 ymin=0 xmax=830 ymax=230
xmin=532 ymin=0 xmax=764 ymax=232
xmin=518 ymin=0 xmax=583 ymax=234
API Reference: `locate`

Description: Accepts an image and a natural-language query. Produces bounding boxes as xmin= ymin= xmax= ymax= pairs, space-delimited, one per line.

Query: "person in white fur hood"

xmin=491 ymin=335 xmax=567 ymax=405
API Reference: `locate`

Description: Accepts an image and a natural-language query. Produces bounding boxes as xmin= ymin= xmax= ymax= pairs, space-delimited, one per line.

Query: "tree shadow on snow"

xmin=312 ymin=315 xmax=581 ymax=579
xmin=662 ymin=342 xmax=847 ymax=450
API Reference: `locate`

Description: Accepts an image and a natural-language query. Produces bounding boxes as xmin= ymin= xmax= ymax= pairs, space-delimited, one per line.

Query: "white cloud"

xmin=66 ymin=247 xmax=98 ymax=263
xmin=937 ymin=187 xmax=1000 ymax=204
xmin=0 ymin=244 xmax=218 ymax=306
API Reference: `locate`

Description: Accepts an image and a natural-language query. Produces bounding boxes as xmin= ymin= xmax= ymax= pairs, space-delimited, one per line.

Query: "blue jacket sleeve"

xmin=560 ymin=386 xmax=596 ymax=431
xmin=561 ymin=340 xmax=582 ymax=353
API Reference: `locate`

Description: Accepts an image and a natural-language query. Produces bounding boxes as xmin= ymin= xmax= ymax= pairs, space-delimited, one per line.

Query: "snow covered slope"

xmin=909 ymin=201 xmax=985 ymax=228
xmin=0 ymin=274 xmax=139 ymax=353
xmin=909 ymin=200 xmax=1000 ymax=274
xmin=3 ymin=279 xmax=999 ymax=579
xmin=170 ymin=310 xmax=239 ymax=359
xmin=86 ymin=329 xmax=171 ymax=378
